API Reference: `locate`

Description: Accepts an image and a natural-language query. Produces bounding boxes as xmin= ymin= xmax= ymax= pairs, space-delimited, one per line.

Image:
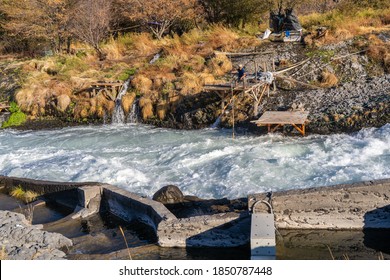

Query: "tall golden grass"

xmin=121 ymin=92 xmax=136 ymax=115
xmin=209 ymin=54 xmax=233 ymax=77
xmin=180 ymin=72 xmax=203 ymax=95
xmin=0 ymin=246 xmax=7 ymax=260
xmin=156 ymin=100 xmax=168 ymax=120
xmin=139 ymin=97 xmax=154 ymax=120
xmin=301 ymin=8 xmax=390 ymax=45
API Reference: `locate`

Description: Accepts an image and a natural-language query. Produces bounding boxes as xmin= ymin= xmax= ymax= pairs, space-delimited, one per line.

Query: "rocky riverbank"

xmin=0 ymin=210 xmax=72 ymax=260
xmin=262 ymin=74 xmax=390 ymax=134
xmin=175 ymin=35 xmax=390 ymax=133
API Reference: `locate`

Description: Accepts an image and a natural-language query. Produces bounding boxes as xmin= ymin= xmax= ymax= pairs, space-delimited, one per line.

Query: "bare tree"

xmin=118 ymin=0 xmax=200 ymax=39
xmin=69 ymin=0 xmax=111 ymax=60
xmin=0 ymin=0 xmax=74 ymax=54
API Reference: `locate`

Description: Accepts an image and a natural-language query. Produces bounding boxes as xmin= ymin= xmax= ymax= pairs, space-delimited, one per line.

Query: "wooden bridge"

xmin=77 ymin=82 xmax=123 ymax=101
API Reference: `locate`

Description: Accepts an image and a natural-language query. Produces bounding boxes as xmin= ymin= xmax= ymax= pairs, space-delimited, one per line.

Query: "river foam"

xmin=0 ymin=124 xmax=389 ymax=199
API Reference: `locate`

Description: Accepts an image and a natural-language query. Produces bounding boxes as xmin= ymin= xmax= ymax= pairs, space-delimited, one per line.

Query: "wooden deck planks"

xmin=251 ymin=111 xmax=310 ymax=136
xmin=203 ymin=81 xmax=262 ymax=92
xmin=253 ymin=111 xmax=309 ymax=125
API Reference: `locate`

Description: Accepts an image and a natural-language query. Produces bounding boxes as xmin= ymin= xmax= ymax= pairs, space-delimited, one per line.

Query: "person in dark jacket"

xmin=237 ymin=64 xmax=246 ymax=81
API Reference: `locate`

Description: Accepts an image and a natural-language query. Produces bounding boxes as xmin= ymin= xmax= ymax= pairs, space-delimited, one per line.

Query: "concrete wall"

xmin=101 ymin=185 xmax=176 ymax=231
xmin=249 ymin=179 xmax=390 ymax=229
xmin=3 ymin=176 xmax=390 ymax=249
xmin=157 ymin=212 xmax=250 ymax=247
xmin=0 ymin=176 xmax=100 ymax=195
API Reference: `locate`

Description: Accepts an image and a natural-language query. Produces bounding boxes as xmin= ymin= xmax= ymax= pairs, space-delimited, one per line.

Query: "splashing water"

xmin=210 ymin=116 xmax=222 ymax=129
xmin=0 ymin=124 xmax=389 ymax=199
xmin=127 ymin=98 xmax=140 ymax=123
xmin=112 ymin=80 xmax=130 ymax=124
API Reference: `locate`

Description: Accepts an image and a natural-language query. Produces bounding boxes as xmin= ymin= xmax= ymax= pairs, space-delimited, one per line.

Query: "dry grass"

xmin=161 ymin=34 xmax=191 ymax=60
xmin=10 ymin=186 xmax=39 ymax=223
xmin=156 ymin=100 xmax=168 ymax=120
xmin=199 ymin=72 xmax=216 ymax=85
xmin=320 ymin=70 xmax=339 ymax=87
xmin=181 ymin=28 xmax=204 ymax=45
xmin=366 ymin=34 xmax=390 ymax=72
xmin=102 ymin=37 xmax=126 ymax=60
xmin=132 ymin=75 xmax=153 ymax=94
xmin=0 ymin=246 xmax=7 ymax=260
xmin=139 ymin=97 xmax=154 ymax=120
xmin=121 ymin=92 xmax=136 ymax=115
xmin=131 ymin=33 xmax=158 ymax=57
xmin=180 ymin=72 xmax=203 ymax=95
xmin=384 ymin=54 xmax=390 ymax=72
xmin=10 ymin=186 xmax=39 ymax=204
xmin=156 ymin=55 xmax=181 ymax=70
xmin=207 ymin=26 xmax=239 ymax=51
xmin=301 ymin=8 xmax=390 ymax=45
xmin=209 ymin=54 xmax=233 ymax=77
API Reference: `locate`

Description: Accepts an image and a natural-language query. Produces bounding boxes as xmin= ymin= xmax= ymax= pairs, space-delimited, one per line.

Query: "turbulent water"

xmin=112 ymin=80 xmax=130 ymax=124
xmin=0 ymin=124 xmax=389 ymax=199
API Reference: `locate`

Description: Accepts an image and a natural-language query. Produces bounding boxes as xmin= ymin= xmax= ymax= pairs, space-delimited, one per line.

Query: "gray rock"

xmin=0 ymin=210 xmax=72 ymax=260
xmin=153 ymin=185 xmax=184 ymax=204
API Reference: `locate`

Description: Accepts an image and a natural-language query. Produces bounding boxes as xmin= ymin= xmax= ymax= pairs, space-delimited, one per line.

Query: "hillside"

xmin=0 ymin=2 xmax=389 ymax=133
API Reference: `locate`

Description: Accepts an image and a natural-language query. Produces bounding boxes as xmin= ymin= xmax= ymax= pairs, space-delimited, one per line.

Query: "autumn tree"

xmin=0 ymin=0 xmax=75 ymax=54
xmin=118 ymin=0 xmax=201 ymax=39
xmin=199 ymin=0 xmax=269 ymax=27
xmin=69 ymin=0 xmax=112 ymax=60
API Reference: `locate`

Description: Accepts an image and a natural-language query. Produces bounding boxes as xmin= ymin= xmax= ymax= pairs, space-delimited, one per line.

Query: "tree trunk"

xmin=95 ymin=47 xmax=106 ymax=61
xmin=66 ymin=37 xmax=72 ymax=54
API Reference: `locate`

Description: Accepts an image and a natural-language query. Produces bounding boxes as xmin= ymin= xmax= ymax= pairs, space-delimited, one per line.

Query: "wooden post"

xmin=232 ymin=86 xmax=235 ymax=139
xmin=255 ymin=61 xmax=258 ymax=80
xmin=272 ymin=57 xmax=276 ymax=92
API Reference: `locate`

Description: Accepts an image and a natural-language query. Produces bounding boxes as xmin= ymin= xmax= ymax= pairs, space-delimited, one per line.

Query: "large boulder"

xmin=56 ymin=94 xmax=71 ymax=112
xmin=153 ymin=185 xmax=184 ymax=204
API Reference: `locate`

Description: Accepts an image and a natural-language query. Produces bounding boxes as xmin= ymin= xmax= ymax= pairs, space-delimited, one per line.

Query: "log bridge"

xmin=251 ymin=111 xmax=309 ymax=136
xmin=82 ymin=82 xmax=123 ymax=101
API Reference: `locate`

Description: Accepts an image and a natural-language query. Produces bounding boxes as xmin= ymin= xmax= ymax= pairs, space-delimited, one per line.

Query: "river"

xmin=0 ymin=124 xmax=389 ymax=199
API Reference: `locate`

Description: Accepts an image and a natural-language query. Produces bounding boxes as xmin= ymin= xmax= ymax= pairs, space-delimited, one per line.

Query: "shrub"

xmin=2 ymin=102 xmax=27 ymax=128
xmin=320 ymin=70 xmax=339 ymax=87
xmin=10 ymin=186 xmax=39 ymax=204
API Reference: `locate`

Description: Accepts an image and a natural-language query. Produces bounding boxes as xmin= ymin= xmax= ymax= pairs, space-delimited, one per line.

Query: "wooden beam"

xmin=292 ymin=123 xmax=306 ymax=136
xmin=214 ymin=51 xmax=274 ymax=56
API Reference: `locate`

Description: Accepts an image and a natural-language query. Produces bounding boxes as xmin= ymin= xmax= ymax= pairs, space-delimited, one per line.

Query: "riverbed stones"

xmin=0 ymin=210 xmax=72 ymax=260
xmin=153 ymin=185 xmax=184 ymax=204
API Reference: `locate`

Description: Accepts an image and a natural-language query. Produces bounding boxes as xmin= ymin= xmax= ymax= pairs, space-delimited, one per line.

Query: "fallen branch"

xmin=275 ymin=74 xmax=322 ymax=89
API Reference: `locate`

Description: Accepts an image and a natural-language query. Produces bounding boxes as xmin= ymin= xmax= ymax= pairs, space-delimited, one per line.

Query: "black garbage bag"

xmin=269 ymin=8 xmax=302 ymax=32
xmin=284 ymin=8 xmax=302 ymax=31
xmin=269 ymin=11 xmax=285 ymax=33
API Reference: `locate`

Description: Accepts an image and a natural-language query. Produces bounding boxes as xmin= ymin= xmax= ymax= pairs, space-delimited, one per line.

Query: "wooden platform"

xmin=203 ymin=81 xmax=262 ymax=92
xmin=251 ymin=111 xmax=309 ymax=136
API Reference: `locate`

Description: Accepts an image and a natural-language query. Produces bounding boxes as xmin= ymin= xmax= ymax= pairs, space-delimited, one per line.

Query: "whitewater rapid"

xmin=0 ymin=124 xmax=389 ymax=199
